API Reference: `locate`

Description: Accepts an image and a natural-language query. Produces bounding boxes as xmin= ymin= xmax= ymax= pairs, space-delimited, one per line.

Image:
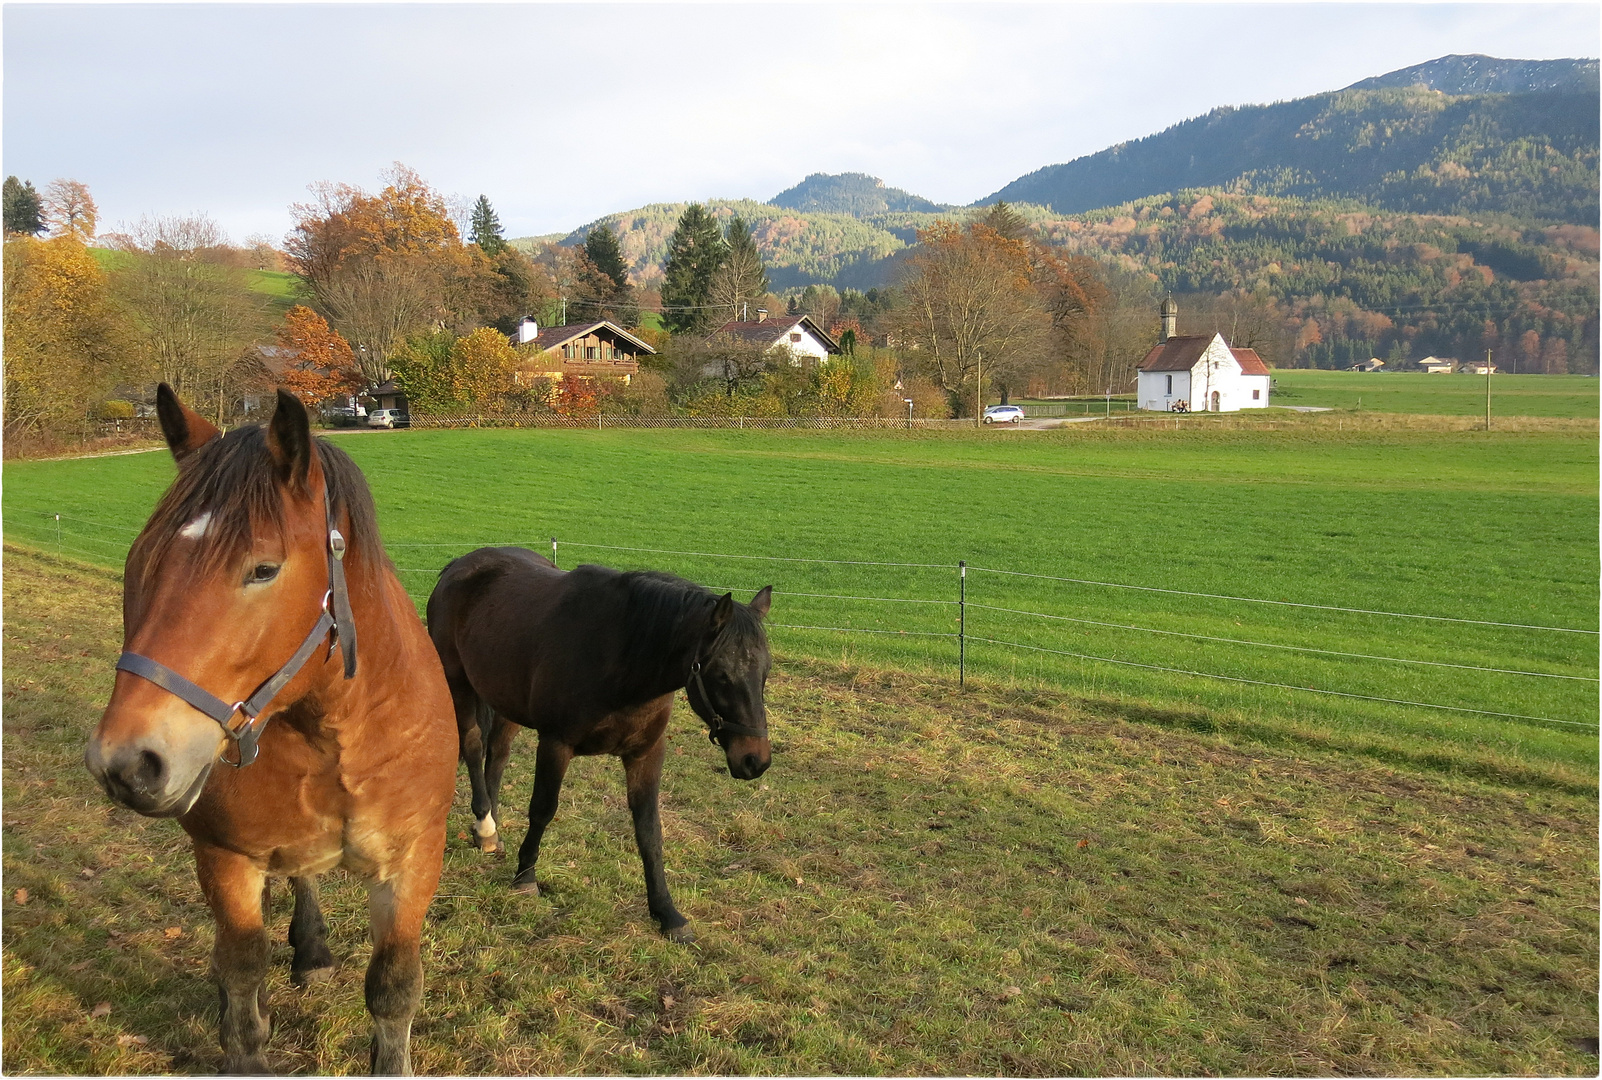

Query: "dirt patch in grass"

xmin=4 ymin=549 xmax=1596 ymax=1075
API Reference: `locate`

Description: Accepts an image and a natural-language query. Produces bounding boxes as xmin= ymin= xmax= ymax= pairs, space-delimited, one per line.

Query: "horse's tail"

xmin=474 ymin=693 xmax=496 ymax=751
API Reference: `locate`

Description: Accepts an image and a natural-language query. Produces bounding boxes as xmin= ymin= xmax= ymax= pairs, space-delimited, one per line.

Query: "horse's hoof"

xmin=511 ymin=876 xmax=540 ymax=896
xmin=662 ymin=923 xmax=696 ymax=944
xmin=291 ymin=963 xmax=336 ymax=986
xmin=475 ymin=834 xmax=502 ymax=854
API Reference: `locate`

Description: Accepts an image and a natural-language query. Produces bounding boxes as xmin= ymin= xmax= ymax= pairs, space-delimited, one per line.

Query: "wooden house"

xmin=510 ymin=318 xmax=656 ymax=385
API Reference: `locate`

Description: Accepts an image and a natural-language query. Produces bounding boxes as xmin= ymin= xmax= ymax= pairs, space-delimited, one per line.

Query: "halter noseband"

xmin=114 ymin=485 xmax=358 ymax=768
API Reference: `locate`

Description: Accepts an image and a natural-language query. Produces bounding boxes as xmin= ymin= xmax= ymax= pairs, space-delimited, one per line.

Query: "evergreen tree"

xmin=978 ymin=201 xmax=1030 ymax=242
xmin=584 ymin=225 xmax=630 ymax=290
xmin=470 ymin=195 xmax=506 ymax=255
xmin=659 ymin=203 xmax=725 ymax=334
xmin=3 ymin=176 xmax=43 ymax=236
xmin=709 ymin=214 xmax=770 ymax=320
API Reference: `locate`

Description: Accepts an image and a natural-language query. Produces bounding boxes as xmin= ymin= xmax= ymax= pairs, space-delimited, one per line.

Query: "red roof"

xmin=1138 ymin=334 xmax=1269 ymax=375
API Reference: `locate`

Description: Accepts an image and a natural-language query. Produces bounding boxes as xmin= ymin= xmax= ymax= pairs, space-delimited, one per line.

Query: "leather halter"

xmin=114 ymin=486 xmax=358 ymax=768
xmin=684 ymin=617 xmax=766 ymax=743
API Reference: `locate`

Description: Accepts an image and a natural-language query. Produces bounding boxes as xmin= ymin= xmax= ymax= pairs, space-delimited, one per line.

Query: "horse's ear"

xmin=749 ymin=586 xmax=772 ymax=618
xmin=710 ymin=592 xmax=735 ymax=631
xmin=266 ymin=388 xmax=315 ymax=489
xmin=155 ymin=383 xmax=220 ymax=463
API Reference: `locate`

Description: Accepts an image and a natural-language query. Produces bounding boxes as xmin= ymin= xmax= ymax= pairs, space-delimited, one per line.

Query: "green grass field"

xmin=1268 ymin=368 xmax=1599 ymax=418
xmin=3 ymin=551 xmax=1597 ymax=1075
xmin=5 ymin=425 xmax=1597 ymax=792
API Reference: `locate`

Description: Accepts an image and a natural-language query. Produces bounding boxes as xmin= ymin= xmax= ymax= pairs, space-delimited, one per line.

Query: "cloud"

xmin=3 ymin=3 xmax=1594 ymax=243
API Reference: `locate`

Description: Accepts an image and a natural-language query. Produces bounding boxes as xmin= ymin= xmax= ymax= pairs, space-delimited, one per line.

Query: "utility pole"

xmin=560 ymin=297 xmax=567 ymax=324
xmin=975 ymin=348 xmax=984 ymax=428
xmin=1485 ymin=348 xmax=1493 ymax=431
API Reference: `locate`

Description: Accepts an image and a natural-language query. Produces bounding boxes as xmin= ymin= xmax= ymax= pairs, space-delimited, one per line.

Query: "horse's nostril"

xmin=133 ymin=749 xmax=166 ymax=795
xmin=742 ymin=754 xmax=762 ymax=774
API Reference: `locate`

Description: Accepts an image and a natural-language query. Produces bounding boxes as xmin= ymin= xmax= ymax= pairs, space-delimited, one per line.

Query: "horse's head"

xmin=85 ymin=385 xmax=365 ymax=817
xmin=685 ymin=587 xmax=773 ymax=781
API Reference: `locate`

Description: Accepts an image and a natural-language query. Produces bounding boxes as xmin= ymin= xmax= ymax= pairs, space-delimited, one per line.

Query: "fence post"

xmin=551 ymin=536 xmax=558 ymax=569
xmin=958 ymin=560 xmax=966 ymax=688
xmin=55 ymin=514 xmax=62 ymax=556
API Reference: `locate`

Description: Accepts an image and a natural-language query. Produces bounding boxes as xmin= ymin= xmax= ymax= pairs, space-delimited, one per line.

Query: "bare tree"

xmin=110 ymin=215 xmax=273 ymax=422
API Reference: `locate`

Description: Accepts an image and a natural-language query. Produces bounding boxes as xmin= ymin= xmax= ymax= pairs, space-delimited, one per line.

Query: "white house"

xmin=1136 ymin=299 xmax=1270 ymax=412
xmin=1418 ymin=356 xmax=1456 ymax=374
xmin=709 ymin=311 xmax=841 ymax=365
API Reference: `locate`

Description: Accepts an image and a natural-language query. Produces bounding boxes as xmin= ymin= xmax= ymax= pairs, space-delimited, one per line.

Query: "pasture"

xmin=1268 ymin=368 xmax=1599 ymax=418
xmin=4 ymin=550 xmax=1597 ymax=1075
xmin=4 ymin=423 xmax=1598 ymax=1073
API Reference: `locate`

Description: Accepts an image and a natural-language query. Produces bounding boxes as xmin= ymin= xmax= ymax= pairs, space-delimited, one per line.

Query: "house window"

xmin=789 ymin=332 xmax=802 ymax=343
xmin=563 ymin=344 xmax=574 ymax=359
xmin=586 ymin=346 xmax=598 ymax=360
xmin=1166 ymin=375 xmax=1173 ymax=395
xmin=1252 ymin=388 xmax=1261 ymax=400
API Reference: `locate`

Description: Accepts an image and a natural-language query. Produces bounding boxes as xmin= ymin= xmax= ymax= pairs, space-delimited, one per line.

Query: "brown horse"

xmin=427 ymin=547 xmax=772 ymax=943
xmin=85 ymin=386 xmax=456 ymax=1075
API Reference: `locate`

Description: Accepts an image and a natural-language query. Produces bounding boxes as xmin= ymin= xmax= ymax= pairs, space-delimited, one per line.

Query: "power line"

xmin=965 ymin=565 xmax=1598 ymax=635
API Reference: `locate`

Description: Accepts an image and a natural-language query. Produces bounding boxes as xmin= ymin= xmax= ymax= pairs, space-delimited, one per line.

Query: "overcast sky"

xmin=4 ymin=2 xmax=1597 ymax=243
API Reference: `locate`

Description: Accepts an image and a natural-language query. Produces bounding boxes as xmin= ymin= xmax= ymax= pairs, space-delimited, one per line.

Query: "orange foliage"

xmin=554 ymin=377 xmax=599 ymax=418
xmin=276 ymin=305 xmax=363 ymax=405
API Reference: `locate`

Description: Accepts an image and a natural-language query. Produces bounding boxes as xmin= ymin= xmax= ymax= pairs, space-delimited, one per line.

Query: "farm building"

xmin=709 ymin=311 xmax=841 ymax=365
xmin=509 ymin=318 xmax=655 ymax=386
xmin=1350 ymin=358 xmax=1385 ymax=372
xmin=1136 ymin=299 xmax=1270 ymax=412
xmin=1418 ymin=356 xmax=1457 ymax=373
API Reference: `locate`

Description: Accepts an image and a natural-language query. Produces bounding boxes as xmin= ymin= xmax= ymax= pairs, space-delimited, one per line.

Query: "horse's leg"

xmin=364 ymin=835 xmax=444 ymax=1077
xmin=623 ymin=733 xmax=692 ymax=943
xmin=453 ymin=687 xmax=499 ymax=853
xmin=511 ymin=738 xmax=572 ymax=895
xmin=483 ymin=715 xmax=519 ymax=831
xmin=195 ymin=843 xmax=272 ymax=1074
xmin=288 ymin=875 xmax=336 ymax=984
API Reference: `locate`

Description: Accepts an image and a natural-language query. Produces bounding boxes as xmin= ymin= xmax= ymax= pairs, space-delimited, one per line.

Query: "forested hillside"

xmin=982 ymin=87 xmax=1598 ymax=223
xmin=1344 ymin=53 xmax=1597 ymax=94
xmin=768 ymin=172 xmax=947 ymax=215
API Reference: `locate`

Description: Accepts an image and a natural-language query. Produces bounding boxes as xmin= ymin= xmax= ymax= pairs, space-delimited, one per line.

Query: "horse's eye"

xmin=247 ymin=563 xmax=280 ymax=585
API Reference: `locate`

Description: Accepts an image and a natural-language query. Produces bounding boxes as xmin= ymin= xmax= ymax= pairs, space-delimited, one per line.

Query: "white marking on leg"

xmin=179 ymin=511 xmax=212 ymax=540
xmin=474 ymin=813 xmax=497 ymax=838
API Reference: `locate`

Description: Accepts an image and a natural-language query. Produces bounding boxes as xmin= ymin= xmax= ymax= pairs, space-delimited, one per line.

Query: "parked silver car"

xmin=982 ymin=405 xmax=1024 ymax=424
xmin=368 ymin=408 xmax=404 ymax=429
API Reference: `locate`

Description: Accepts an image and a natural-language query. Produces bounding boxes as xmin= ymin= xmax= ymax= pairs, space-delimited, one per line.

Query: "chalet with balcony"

xmin=509 ymin=318 xmax=655 ymax=385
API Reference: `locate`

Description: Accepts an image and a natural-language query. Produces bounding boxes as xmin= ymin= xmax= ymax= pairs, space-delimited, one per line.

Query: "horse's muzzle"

xmin=85 ymin=737 xmax=213 ymax=818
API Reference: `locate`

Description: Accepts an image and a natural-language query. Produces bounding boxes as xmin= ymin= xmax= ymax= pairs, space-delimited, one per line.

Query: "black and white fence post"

xmin=551 ymin=536 xmax=558 ymax=569
xmin=958 ymin=560 xmax=966 ymax=688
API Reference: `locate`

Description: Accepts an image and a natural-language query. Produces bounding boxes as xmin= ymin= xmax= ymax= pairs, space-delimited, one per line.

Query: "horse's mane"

xmin=619 ymin=569 xmax=765 ymax=667
xmin=133 ymin=426 xmax=388 ymax=592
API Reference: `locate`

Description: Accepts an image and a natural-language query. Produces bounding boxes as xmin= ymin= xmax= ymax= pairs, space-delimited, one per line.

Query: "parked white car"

xmin=368 ymin=409 xmax=403 ymax=429
xmin=982 ymin=405 xmax=1025 ymax=425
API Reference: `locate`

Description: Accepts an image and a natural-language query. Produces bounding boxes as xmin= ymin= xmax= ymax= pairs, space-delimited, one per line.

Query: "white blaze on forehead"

xmin=179 ymin=511 xmax=213 ymax=540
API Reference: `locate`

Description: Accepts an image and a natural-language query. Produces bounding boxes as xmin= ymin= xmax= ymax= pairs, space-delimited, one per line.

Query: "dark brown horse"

xmin=426 ymin=546 xmax=772 ymax=943
xmin=85 ymin=387 xmax=457 ymax=1075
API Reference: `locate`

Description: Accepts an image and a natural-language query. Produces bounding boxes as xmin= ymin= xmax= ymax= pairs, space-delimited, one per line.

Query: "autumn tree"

xmin=449 ymin=326 xmax=520 ymax=407
xmin=3 ymin=233 xmax=129 ymax=438
xmin=709 ymin=214 xmax=770 ymax=322
xmin=659 ymin=203 xmax=725 ymax=334
xmin=3 ymin=177 xmax=44 ymax=236
xmin=42 ymin=179 xmax=97 ymax=241
xmin=386 ymin=331 xmax=457 ymax=412
xmin=285 ymin=164 xmax=472 ymax=381
xmin=470 ymin=195 xmax=507 ymax=255
xmin=275 ymin=305 xmax=364 ymax=406
xmin=890 ymin=221 xmax=1051 ymax=414
xmin=109 ymin=215 xmax=273 ymax=423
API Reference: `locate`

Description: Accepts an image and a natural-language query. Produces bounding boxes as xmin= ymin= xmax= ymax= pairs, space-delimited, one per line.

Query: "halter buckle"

xmin=220 ymin=703 xmax=265 ymax=768
xmin=329 ymin=529 xmax=346 ymax=561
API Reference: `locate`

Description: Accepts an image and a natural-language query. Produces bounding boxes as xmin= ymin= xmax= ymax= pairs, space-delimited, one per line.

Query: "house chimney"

xmin=1159 ymin=296 xmax=1178 ymax=343
xmin=518 ymin=317 xmax=539 ymax=345
xmin=756 ymin=308 xmax=768 ymax=323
